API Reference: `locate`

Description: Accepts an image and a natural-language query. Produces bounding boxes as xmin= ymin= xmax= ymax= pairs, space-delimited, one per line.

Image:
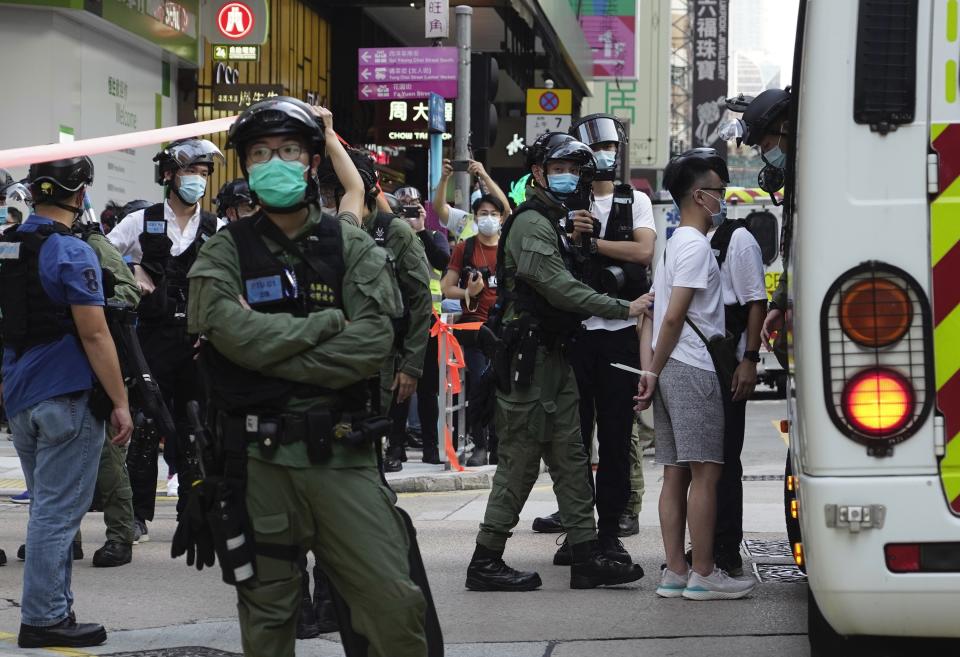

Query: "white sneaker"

xmin=656 ymin=568 xmax=689 ymax=598
xmin=682 ymin=567 xmax=757 ymax=600
xmin=166 ymin=474 xmax=179 ymax=497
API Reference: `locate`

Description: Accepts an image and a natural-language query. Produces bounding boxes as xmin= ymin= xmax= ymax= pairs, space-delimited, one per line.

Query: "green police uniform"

xmin=187 ymin=207 xmax=427 ymax=657
xmin=360 ymin=211 xmax=432 ymax=414
xmin=476 ymin=189 xmax=632 ymax=552
xmin=84 ymin=230 xmax=138 ymax=547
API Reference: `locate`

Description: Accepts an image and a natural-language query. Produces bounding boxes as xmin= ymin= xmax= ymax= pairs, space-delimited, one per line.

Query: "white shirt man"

xmin=107 ymin=201 xmax=224 ymax=262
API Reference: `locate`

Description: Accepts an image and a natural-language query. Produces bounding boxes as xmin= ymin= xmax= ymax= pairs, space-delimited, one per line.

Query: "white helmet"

xmin=0 ymin=181 xmax=33 ymax=225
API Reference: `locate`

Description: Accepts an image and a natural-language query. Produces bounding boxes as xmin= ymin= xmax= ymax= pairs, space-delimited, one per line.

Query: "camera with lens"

xmin=460 ymin=266 xmax=491 ymax=287
xmin=598 ymin=261 xmax=649 ymax=299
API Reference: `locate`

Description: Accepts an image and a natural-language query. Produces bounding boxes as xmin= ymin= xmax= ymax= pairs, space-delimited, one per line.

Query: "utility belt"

xmin=492 ymin=314 xmax=581 ymax=393
xmin=216 ymin=409 xmax=392 ymax=464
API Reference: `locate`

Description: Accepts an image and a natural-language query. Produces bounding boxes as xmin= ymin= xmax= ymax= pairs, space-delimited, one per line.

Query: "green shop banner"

xmin=0 ymin=0 xmax=200 ymax=64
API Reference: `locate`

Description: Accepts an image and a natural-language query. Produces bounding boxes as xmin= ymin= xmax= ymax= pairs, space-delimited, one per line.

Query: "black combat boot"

xmin=553 ymin=538 xmax=572 ymax=566
xmin=92 ymin=541 xmax=132 ymax=567
xmin=296 ymin=564 xmax=322 ymax=639
xmin=532 ymin=510 xmax=564 ymax=533
xmin=421 ymin=440 xmax=442 ymax=465
xmin=383 ymin=445 xmax=404 ymax=473
xmin=569 ymin=540 xmax=644 ymax=589
xmin=312 ymin=566 xmax=339 ymax=633
xmin=465 ymin=447 xmax=487 ymax=467
xmin=18 ymin=616 xmax=106 ymax=648
xmin=617 ymin=512 xmax=640 ymax=537
xmin=598 ymin=535 xmax=633 ymax=563
xmin=466 ymin=544 xmax=542 ymax=592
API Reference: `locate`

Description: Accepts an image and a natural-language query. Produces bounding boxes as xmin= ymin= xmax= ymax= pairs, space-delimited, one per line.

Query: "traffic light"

xmin=471 ymin=53 xmax=499 ymax=149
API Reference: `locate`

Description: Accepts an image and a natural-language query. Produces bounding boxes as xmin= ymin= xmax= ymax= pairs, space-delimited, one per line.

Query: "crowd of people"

xmin=0 ymin=87 xmax=792 ymax=655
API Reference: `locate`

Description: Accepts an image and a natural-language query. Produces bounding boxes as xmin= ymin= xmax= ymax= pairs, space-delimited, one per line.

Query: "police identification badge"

xmin=0 ymin=243 xmax=20 ymax=260
xmin=487 ymin=274 xmax=497 ymax=289
xmin=145 ymin=220 xmax=166 ymax=234
xmin=245 ymin=275 xmax=284 ymax=304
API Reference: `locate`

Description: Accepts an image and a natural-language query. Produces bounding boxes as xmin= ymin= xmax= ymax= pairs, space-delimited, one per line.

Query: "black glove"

xmin=171 ymin=479 xmax=217 ymax=571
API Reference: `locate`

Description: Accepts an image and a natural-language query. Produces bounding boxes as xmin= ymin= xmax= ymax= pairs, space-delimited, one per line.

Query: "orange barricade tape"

xmin=430 ymin=310 xmax=483 ymax=471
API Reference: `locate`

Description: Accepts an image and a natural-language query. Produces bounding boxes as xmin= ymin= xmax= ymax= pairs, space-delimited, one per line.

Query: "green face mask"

xmin=248 ymin=158 xmax=309 ymax=208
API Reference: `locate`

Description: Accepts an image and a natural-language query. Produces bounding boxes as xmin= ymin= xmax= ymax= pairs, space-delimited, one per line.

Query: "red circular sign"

xmin=217 ymin=2 xmax=254 ymax=40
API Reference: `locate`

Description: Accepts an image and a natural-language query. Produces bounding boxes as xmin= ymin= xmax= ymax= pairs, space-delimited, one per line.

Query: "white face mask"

xmin=477 ymin=215 xmax=500 ymax=236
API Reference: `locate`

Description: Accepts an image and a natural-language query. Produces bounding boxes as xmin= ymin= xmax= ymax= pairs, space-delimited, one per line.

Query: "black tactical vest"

xmin=365 ymin=210 xmax=411 ymax=345
xmin=0 ymin=222 xmax=78 ymax=355
xmin=200 ymin=213 xmax=365 ymax=414
xmin=585 ymin=184 xmax=650 ymax=300
xmin=496 ymin=195 xmax=588 ymax=343
xmin=141 ymin=203 xmax=218 ymax=323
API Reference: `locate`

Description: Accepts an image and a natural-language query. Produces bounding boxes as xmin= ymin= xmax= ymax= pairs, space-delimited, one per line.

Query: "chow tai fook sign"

xmin=204 ymin=0 xmax=269 ymax=46
xmin=373 ymin=99 xmax=454 ymax=144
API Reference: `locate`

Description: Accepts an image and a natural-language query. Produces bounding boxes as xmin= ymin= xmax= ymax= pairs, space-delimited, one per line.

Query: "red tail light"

xmin=885 ymin=544 xmax=921 ymax=572
xmin=841 ymin=369 xmax=913 ymax=437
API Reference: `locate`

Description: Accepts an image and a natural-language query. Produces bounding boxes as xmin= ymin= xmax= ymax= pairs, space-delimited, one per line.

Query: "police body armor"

xmin=139 ymin=203 xmax=218 ymax=324
xmin=0 ymin=222 xmax=78 ymax=355
xmin=201 ymin=212 xmax=369 ymax=420
xmin=367 ymin=211 xmax=410 ymax=347
xmin=586 ymin=184 xmax=650 ymax=300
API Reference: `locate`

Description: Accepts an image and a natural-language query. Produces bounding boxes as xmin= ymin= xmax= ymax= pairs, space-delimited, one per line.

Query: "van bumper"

xmin=798 ymin=474 xmax=960 ymax=638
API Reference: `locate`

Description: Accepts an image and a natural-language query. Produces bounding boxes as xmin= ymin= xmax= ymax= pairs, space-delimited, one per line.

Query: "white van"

xmin=784 ymin=1 xmax=960 ymax=654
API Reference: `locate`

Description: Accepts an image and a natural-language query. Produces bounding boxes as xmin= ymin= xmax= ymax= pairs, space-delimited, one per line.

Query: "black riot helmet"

xmin=525 ymin=131 xmax=572 ymax=171
xmin=534 ymin=135 xmax=597 ymax=203
xmin=315 ymin=147 xmax=379 ymax=211
xmin=570 ymin=113 xmax=627 ymax=181
xmin=226 ymin=96 xmax=325 ymax=175
xmin=153 ymin=138 xmax=223 ymax=185
xmin=725 ymin=88 xmax=791 ymax=147
xmin=214 ymin=178 xmax=254 ymax=218
xmin=28 ymin=157 xmax=94 ymax=210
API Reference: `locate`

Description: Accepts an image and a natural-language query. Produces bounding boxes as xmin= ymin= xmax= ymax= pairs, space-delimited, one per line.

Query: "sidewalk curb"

xmin=390 ymin=469 xmax=494 ymax=493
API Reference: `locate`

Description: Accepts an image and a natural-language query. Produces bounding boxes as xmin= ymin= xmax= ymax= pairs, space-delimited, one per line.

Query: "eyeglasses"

xmin=248 ymin=143 xmax=305 ymax=164
xmin=698 ymin=187 xmax=727 ymax=198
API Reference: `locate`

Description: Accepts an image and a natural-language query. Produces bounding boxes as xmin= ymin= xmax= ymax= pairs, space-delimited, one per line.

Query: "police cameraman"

xmin=107 ymin=139 xmax=224 ymax=537
xmin=1 ymin=157 xmax=132 ymax=648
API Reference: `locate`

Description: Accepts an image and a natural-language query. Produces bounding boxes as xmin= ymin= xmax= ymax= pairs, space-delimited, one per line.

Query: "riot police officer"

xmin=215 ymin=178 xmax=258 ymax=223
xmin=107 ymin=138 xmax=224 ymax=537
xmin=466 ymin=133 xmax=651 ymax=592
xmin=533 ymin=114 xmax=658 ymax=546
xmin=0 ymin=179 xmax=33 ymax=228
xmin=183 ymin=97 xmax=428 ymax=657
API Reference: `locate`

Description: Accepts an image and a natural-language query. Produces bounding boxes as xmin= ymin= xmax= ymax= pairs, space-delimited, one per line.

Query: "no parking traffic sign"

xmin=526 ymin=88 xmax=572 ymax=116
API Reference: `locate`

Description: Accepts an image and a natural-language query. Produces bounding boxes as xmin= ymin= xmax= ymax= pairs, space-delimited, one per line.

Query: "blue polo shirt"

xmin=2 ymin=215 xmax=105 ymax=417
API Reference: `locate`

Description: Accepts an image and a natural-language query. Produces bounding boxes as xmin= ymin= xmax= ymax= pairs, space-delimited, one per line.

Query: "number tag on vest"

xmin=0 ymin=243 xmax=20 ymax=259
xmin=245 ymin=275 xmax=284 ymax=304
xmin=614 ymin=196 xmax=632 ymax=204
xmin=146 ymin=220 xmax=166 ymax=235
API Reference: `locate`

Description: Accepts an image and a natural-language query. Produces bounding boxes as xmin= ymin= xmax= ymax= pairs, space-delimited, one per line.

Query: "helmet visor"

xmin=545 ymin=141 xmax=597 ymax=168
xmin=168 ymin=140 xmax=224 ymax=168
xmin=572 ymin=116 xmax=622 ymax=147
xmin=394 ymin=186 xmax=421 ymax=201
xmin=0 ymin=182 xmax=32 ymax=204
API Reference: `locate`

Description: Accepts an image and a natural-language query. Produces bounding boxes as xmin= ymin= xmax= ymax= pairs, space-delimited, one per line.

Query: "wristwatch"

xmin=588 ymin=237 xmax=599 ymax=255
xmin=743 ymin=350 xmax=761 ymax=363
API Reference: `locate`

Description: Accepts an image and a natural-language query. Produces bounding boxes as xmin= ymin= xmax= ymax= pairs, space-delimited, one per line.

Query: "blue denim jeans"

xmin=10 ymin=390 xmax=105 ymax=626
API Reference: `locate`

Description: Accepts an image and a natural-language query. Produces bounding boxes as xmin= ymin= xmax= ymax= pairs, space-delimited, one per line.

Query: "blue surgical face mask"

xmin=176 ymin=175 xmax=207 ymax=205
xmin=763 ymin=145 xmax=787 ymax=170
xmin=593 ymin=150 xmax=616 ymax=170
xmin=700 ymin=191 xmax=727 ymax=227
xmin=547 ymin=173 xmax=580 ymax=195
xmin=248 ymin=158 xmax=309 ymax=209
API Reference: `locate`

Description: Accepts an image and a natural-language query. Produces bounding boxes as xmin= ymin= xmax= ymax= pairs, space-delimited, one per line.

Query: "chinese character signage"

xmin=373 ymin=100 xmax=454 ymax=143
xmin=213 ymin=44 xmax=260 ymax=61
xmin=574 ymin=0 xmax=637 ymax=80
xmin=357 ymin=48 xmax=458 ymax=101
xmin=691 ymin=0 xmax=729 ymax=156
xmin=424 ymin=0 xmax=449 ymax=39
xmin=212 ymin=83 xmax=283 ymax=111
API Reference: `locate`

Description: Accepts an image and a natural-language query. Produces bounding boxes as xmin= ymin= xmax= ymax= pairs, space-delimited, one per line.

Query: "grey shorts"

xmin=653 ymin=358 xmax=725 ymax=467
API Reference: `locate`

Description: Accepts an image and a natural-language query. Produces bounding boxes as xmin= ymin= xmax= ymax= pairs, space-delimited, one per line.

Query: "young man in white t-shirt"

xmin=709 ymin=215 xmax=767 ymax=576
xmin=635 ymin=148 xmax=757 ymax=601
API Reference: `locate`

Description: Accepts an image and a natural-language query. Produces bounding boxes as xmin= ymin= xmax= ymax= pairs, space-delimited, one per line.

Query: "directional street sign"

xmin=357 ymin=47 xmax=458 ymax=101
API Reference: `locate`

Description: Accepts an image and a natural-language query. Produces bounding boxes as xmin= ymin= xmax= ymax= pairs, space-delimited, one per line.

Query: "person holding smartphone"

xmin=432 ymin=159 xmax=510 ymax=242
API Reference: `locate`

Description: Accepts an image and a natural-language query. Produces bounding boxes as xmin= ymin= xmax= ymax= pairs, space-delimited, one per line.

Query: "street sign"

xmin=525 ymin=114 xmax=572 ymax=145
xmin=525 ymin=88 xmax=572 ymax=115
xmin=425 ymin=0 xmax=449 ymax=39
xmin=205 ymin=0 xmax=268 ymax=46
xmin=212 ymin=45 xmax=260 ymax=61
xmin=357 ymin=48 xmax=458 ymax=101
xmin=428 ymin=93 xmax=446 ymax=133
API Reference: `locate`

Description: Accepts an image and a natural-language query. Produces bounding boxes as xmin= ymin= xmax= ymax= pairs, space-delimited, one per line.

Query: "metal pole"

xmin=454 ymin=5 xmax=472 ymax=212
